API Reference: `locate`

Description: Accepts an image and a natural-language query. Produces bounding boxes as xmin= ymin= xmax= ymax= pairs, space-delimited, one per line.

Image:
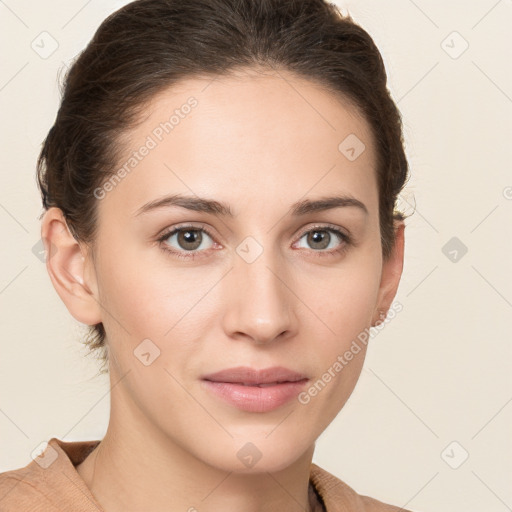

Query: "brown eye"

xmin=176 ymin=229 xmax=203 ymax=251
xmin=158 ymin=226 xmax=215 ymax=256
xmin=306 ymin=230 xmax=331 ymax=250
xmin=296 ymin=227 xmax=349 ymax=253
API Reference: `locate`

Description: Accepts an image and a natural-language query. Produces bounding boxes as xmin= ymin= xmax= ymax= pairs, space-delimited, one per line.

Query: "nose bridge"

xmin=224 ymin=238 xmax=295 ymax=342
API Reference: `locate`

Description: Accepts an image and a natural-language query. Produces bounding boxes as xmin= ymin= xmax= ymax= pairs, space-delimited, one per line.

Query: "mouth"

xmin=201 ymin=365 xmax=308 ymax=385
xmin=200 ymin=366 xmax=309 ymax=412
xmin=233 ymin=381 xmax=303 ymax=387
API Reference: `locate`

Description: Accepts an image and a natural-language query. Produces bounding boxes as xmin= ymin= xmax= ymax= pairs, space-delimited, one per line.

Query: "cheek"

xmin=96 ymin=236 xmax=214 ymax=339
xmin=94 ymin=247 xmax=207 ymax=412
xmin=298 ymin=252 xmax=381 ymax=407
xmin=94 ymin=244 xmax=222 ymax=403
xmin=309 ymin=252 xmax=382 ymax=339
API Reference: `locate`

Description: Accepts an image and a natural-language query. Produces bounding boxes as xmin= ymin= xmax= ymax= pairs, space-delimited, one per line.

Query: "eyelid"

xmin=158 ymin=222 xmax=214 ymax=237
xmin=295 ymin=222 xmax=351 ymax=241
xmin=156 ymin=222 xmax=220 ymax=247
xmin=155 ymin=223 xmax=220 ymax=261
xmin=292 ymin=223 xmax=352 ymax=257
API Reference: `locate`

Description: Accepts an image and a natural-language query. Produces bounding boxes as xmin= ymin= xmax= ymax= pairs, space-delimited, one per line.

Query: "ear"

xmin=371 ymin=220 xmax=405 ymax=326
xmin=40 ymin=207 xmax=102 ymax=326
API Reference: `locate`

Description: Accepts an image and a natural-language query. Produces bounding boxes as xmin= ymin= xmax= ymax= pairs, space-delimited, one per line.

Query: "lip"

xmin=201 ymin=366 xmax=309 ymax=413
xmin=201 ymin=365 xmax=308 ymax=385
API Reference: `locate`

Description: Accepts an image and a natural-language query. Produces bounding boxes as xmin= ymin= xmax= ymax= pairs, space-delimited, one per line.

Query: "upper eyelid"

xmin=159 ymin=223 xmax=216 ymax=241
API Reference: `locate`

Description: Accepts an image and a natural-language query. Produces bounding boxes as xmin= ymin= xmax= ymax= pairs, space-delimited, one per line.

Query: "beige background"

xmin=1 ymin=0 xmax=511 ymax=510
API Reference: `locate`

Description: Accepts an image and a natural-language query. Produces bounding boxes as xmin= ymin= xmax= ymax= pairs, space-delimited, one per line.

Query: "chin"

xmin=197 ymin=435 xmax=312 ymax=475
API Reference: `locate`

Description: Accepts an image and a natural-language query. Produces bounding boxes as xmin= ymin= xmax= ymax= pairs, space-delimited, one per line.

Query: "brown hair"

xmin=37 ymin=0 xmax=410 ymax=374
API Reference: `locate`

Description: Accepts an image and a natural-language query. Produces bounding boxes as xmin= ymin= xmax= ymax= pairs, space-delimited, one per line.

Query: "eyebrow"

xmin=134 ymin=193 xmax=368 ymax=217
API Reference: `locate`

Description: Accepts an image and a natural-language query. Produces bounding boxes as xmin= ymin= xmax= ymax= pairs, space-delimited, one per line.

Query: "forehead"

xmin=98 ymin=68 xmax=378 ymax=220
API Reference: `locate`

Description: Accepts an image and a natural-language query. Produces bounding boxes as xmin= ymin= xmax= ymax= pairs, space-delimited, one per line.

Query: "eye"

xmin=294 ymin=225 xmax=351 ymax=256
xmin=156 ymin=223 xmax=351 ymax=261
xmin=157 ymin=224 xmax=217 ymax=260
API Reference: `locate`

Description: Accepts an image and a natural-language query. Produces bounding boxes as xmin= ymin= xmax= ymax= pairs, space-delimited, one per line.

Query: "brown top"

xmin=0 ymin=438 xmax=415 ymax=511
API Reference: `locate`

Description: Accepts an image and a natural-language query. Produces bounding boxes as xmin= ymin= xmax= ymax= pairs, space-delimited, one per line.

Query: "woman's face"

xmin=75 ymin=68 xmax=403 ymax=472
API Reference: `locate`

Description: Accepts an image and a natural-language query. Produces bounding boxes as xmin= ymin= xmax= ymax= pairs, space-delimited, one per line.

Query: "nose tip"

xmin=246 ymin=317 xmax=289 ymax=345
xmin=222 ymin=258 xmax=296 ymax=345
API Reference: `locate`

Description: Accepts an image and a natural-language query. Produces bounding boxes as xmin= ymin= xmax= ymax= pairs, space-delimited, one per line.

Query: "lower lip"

xmin=201 ymin=379 xmax=309 ymax=413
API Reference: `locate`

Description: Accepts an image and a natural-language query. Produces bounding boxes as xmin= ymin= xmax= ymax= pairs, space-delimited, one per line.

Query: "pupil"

xmin=180 ymin=229 xmax=201 ymax=250
xmin=310 ymin=230 xmax=329 ymax=249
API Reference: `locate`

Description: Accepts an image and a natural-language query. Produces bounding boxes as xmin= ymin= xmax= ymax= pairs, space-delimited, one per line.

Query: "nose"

xmin=222 ymin=248 xmax=297 ymax=345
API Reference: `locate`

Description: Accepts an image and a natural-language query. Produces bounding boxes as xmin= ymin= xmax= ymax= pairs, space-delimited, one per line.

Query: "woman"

xmin=0 ymin=0 xmax=414 ymax=510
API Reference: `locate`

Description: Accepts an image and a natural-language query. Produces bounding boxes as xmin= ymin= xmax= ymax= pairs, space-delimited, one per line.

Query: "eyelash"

xmin=156 ymin=223 xmax=352 ymax=260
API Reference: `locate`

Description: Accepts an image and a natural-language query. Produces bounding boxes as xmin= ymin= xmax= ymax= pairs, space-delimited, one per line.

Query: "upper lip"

xmin=202 ymin=366 xmax=308 ymax=385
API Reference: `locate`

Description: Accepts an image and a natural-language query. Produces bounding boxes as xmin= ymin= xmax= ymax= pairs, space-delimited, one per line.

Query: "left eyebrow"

xmin=134 ymin=193 xmax=368 ymax=218
xmin=290 ymin=195 xmax=368 ymax=216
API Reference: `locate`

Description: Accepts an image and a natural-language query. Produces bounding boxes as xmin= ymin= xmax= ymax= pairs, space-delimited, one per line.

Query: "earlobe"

xmin=40 ymin=207 xmax=102 ymax=326
xmin=372 ymin=220 xmax=405 ymax=326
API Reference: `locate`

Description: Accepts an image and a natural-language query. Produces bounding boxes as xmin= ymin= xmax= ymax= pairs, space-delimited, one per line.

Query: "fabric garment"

xmin=0 ymin=437 xmax=414 ymax=511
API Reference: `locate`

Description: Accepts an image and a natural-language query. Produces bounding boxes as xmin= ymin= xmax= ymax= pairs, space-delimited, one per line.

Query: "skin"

xmin=41 ymin=67 xmax=405 ymax=512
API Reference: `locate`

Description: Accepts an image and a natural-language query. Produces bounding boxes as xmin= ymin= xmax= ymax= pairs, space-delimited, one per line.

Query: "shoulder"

xmin=0 ymin=437 xmax=102 ymax=512
xmin=310 ymin=462 xmax=417 ymax=512
xmin=359 ymin=494 xmax=413 ymax=511
xmin=0 ymin=465 xmax=60 ymax=511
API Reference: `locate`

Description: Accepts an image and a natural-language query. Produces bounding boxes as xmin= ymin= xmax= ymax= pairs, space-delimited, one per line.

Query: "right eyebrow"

xmin=134 ymin=194 xmax=234 ymax=217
